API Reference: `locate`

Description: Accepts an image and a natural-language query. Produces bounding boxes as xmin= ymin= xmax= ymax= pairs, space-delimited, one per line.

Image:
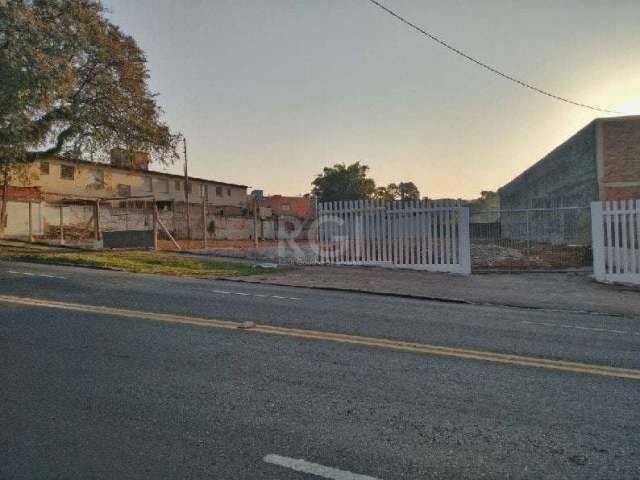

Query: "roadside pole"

xmin=315 ymin=195 xmax=320 ymax=244
xmin=94 ymin=200 xmax=101 ymax=246
xmin=183 ymin=137 xmax=191 ymax=241
xmin=28 ymin=201 xmax=33 ymax=243
xmin=202 ymin=194 xmax=207 ymax=249
xmin=253 ymin=196 xmax=259 ymax=249
xmin=59 ymin=205 xmax=64 ymax=245
xmin=153 ymin=201 xmax=159 ymax=251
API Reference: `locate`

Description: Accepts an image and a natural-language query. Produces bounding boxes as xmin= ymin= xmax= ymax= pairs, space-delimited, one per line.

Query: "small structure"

xmin=256 ymin=195 xmax=315 ymax=241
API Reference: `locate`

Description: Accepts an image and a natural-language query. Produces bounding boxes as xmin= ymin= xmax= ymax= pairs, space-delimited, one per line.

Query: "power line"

xmin=366 ymin=0 xmax=620 ymax=115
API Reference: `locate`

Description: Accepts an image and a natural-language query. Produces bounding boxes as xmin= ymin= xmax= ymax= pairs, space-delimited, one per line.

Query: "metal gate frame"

xmin=318 ymin=199 xmax=471 ymax=274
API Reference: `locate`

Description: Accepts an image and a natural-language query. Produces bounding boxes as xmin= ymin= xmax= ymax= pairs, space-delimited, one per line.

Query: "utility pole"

xmin=253 ymin=195 xmax=259 ymax=249
xmin=183 ymin=137 xmax=191 ymax=241
xmin=202 ymin=192 xmax=207 ymax=250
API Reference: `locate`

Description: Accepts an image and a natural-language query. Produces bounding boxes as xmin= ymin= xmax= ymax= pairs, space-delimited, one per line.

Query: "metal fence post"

xmin=525 ymin=209 xmax=530 ymax=257
xmin=458 ymin=206 xmax=472 ymax=275
xmin=591 ymin=201 xmax=606 ymax=281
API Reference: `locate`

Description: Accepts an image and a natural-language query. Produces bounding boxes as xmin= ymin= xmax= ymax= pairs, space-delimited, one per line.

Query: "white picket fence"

xmin=318 ymin=199 xmax=471 ymax=274
xmin=591 ymin=200 xmax=640 ymax=285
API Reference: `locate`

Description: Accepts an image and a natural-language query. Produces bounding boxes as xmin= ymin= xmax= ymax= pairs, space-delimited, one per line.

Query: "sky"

xmin=104 ymin=0 xmax=640 ymax=199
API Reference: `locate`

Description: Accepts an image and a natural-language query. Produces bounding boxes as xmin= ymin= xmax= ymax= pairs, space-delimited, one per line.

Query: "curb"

xmin=2 ymin=256 xmax=636 ymax=320
xmin=225 ymin=277 xmax=633 ymax=319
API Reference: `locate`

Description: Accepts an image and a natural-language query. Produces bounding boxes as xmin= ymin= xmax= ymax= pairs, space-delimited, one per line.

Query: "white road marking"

xmin=5 ymin=270 xmax=66 ymax=280
xmin=263 ymin=454 xmax=381 ymax=480
xmin=211 ymin=289 xmax=300 ymax=301
xmin=521 ymin=320 xmax=638 ymax=336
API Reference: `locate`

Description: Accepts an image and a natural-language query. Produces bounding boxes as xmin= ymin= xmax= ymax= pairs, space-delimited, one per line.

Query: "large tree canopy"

xmin=0 ymin=0 xmax=180 ymax=166
xmin=311 ymin=162 xmax=376 ymax=202
xmin=398 ymin=181 xmax=420 ymax=201
xmin=374 ymin=181 xmax=420 ymax=201
xmin=312 ymin=163 xmax=423 ymax=203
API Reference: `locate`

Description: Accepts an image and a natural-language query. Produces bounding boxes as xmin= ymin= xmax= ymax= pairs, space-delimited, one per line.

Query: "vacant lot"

xmin=0 ymin=246 xmax=265 ymax=277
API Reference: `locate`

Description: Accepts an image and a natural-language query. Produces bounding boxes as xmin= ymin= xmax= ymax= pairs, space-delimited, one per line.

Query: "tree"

xmin=373 ymin=186 xmax=394 ymax=201
xmin=468 ymin=190 xmax=498 ymax=213
xmin=311 ymin=162 xmax=376 ymax=202
xmin=0 ymin=0 xmax=180 ymax=230
xmin=373 ymin=183 xmax=398 ymax=201
xmin=374 ymin=182 xmax=420 ymax=202
xmin=0 ymin=0 xmax=180 ymax=165
xmin=398 ymin=182 xmax=420 ymax=201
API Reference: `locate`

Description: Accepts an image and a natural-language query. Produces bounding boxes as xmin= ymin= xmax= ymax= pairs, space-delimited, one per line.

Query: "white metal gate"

xmin=318 ymin=199 xmax=471 ymax=274
xmin=591 ymin=200 xmax=640 ymax=285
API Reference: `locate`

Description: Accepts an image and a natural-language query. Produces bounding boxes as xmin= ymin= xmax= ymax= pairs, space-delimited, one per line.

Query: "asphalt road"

xmin=1 ymin=260 xmax=639 ymax=479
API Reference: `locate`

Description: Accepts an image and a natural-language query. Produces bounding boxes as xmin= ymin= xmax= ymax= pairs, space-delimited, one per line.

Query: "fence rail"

xmin=592 ymin=200 xmax=640 ymax=284
xmin=318 ymin=199 xmax=471 ymax=274
xmin=470 ymin=205 xmax=592 ymax=271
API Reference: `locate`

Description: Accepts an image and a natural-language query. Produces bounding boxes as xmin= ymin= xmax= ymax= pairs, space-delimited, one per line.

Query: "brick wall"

xmin=602 ymin=117 xmax=640 ymax=182
xmin=1 ymin=186 xmax=43 ymax=202
xmin=259 ymin=196 xmax=313 ymax=219
xmin=605 ymin=185 xmax=640 ymax=201
xmin=602 ymin=117 xmax=640 ymax=200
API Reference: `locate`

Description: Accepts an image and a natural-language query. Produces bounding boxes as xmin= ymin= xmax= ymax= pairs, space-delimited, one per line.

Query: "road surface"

xmin=1 ymin=260 xmax=639 ymax=479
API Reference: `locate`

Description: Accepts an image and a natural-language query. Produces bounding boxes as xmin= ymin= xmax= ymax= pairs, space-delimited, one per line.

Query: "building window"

xmin=185 ymin=182 xmax=192 ymax=194
xmin=94 ymin=169 xmax=105 ymax=189
xmin=117 ymin=184 xmax=131 ymax=197
xmin=60 ymin=164 xmax=75 ymax=180
xmin=227 ymin=188 xmax=231 ymax=196
xmin=216 ymin=186 xmax=223 ymax=197
xmin=40 ymin=161 xmax=50 ymax=175
xmin=175 ymin=180 xmax=181 ymax=191
xmin=157 ymin=178 xmax=169 ymax=194
xmin=282 ymin=204 xmax=290 ymax=211
xmin=142 ymin=176 xmax=152 ymax=192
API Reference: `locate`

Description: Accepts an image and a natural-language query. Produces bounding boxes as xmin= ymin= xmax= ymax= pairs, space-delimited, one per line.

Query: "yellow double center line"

xmin=1 ymin=294 xmax=639 ymax=380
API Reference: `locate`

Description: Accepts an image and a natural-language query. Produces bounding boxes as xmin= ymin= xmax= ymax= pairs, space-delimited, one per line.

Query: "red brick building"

xmin=259 ymin=195 xmax=314 ymax=219
xmin=1 ymin=186 xmax=43 ymax=202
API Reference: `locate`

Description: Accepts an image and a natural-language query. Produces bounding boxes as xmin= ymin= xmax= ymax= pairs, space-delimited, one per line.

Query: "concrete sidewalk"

xmin=236 ymin=265 xmax=640 ymax=318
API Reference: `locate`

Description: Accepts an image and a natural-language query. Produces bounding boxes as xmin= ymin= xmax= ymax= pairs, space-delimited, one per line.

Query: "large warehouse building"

xmin=499 ymin=115 xmax=640 ymax=208
xmin=496 ymin=115 xmax=640 ymax=245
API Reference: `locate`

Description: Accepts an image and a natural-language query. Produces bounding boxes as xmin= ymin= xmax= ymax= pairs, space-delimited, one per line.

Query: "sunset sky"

xmin=105 ymin=0 xmax=640 ymax=199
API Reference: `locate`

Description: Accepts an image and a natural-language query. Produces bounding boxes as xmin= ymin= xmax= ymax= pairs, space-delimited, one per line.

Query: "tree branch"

xmin=26 ymin=127 xmax=76 ymax=161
